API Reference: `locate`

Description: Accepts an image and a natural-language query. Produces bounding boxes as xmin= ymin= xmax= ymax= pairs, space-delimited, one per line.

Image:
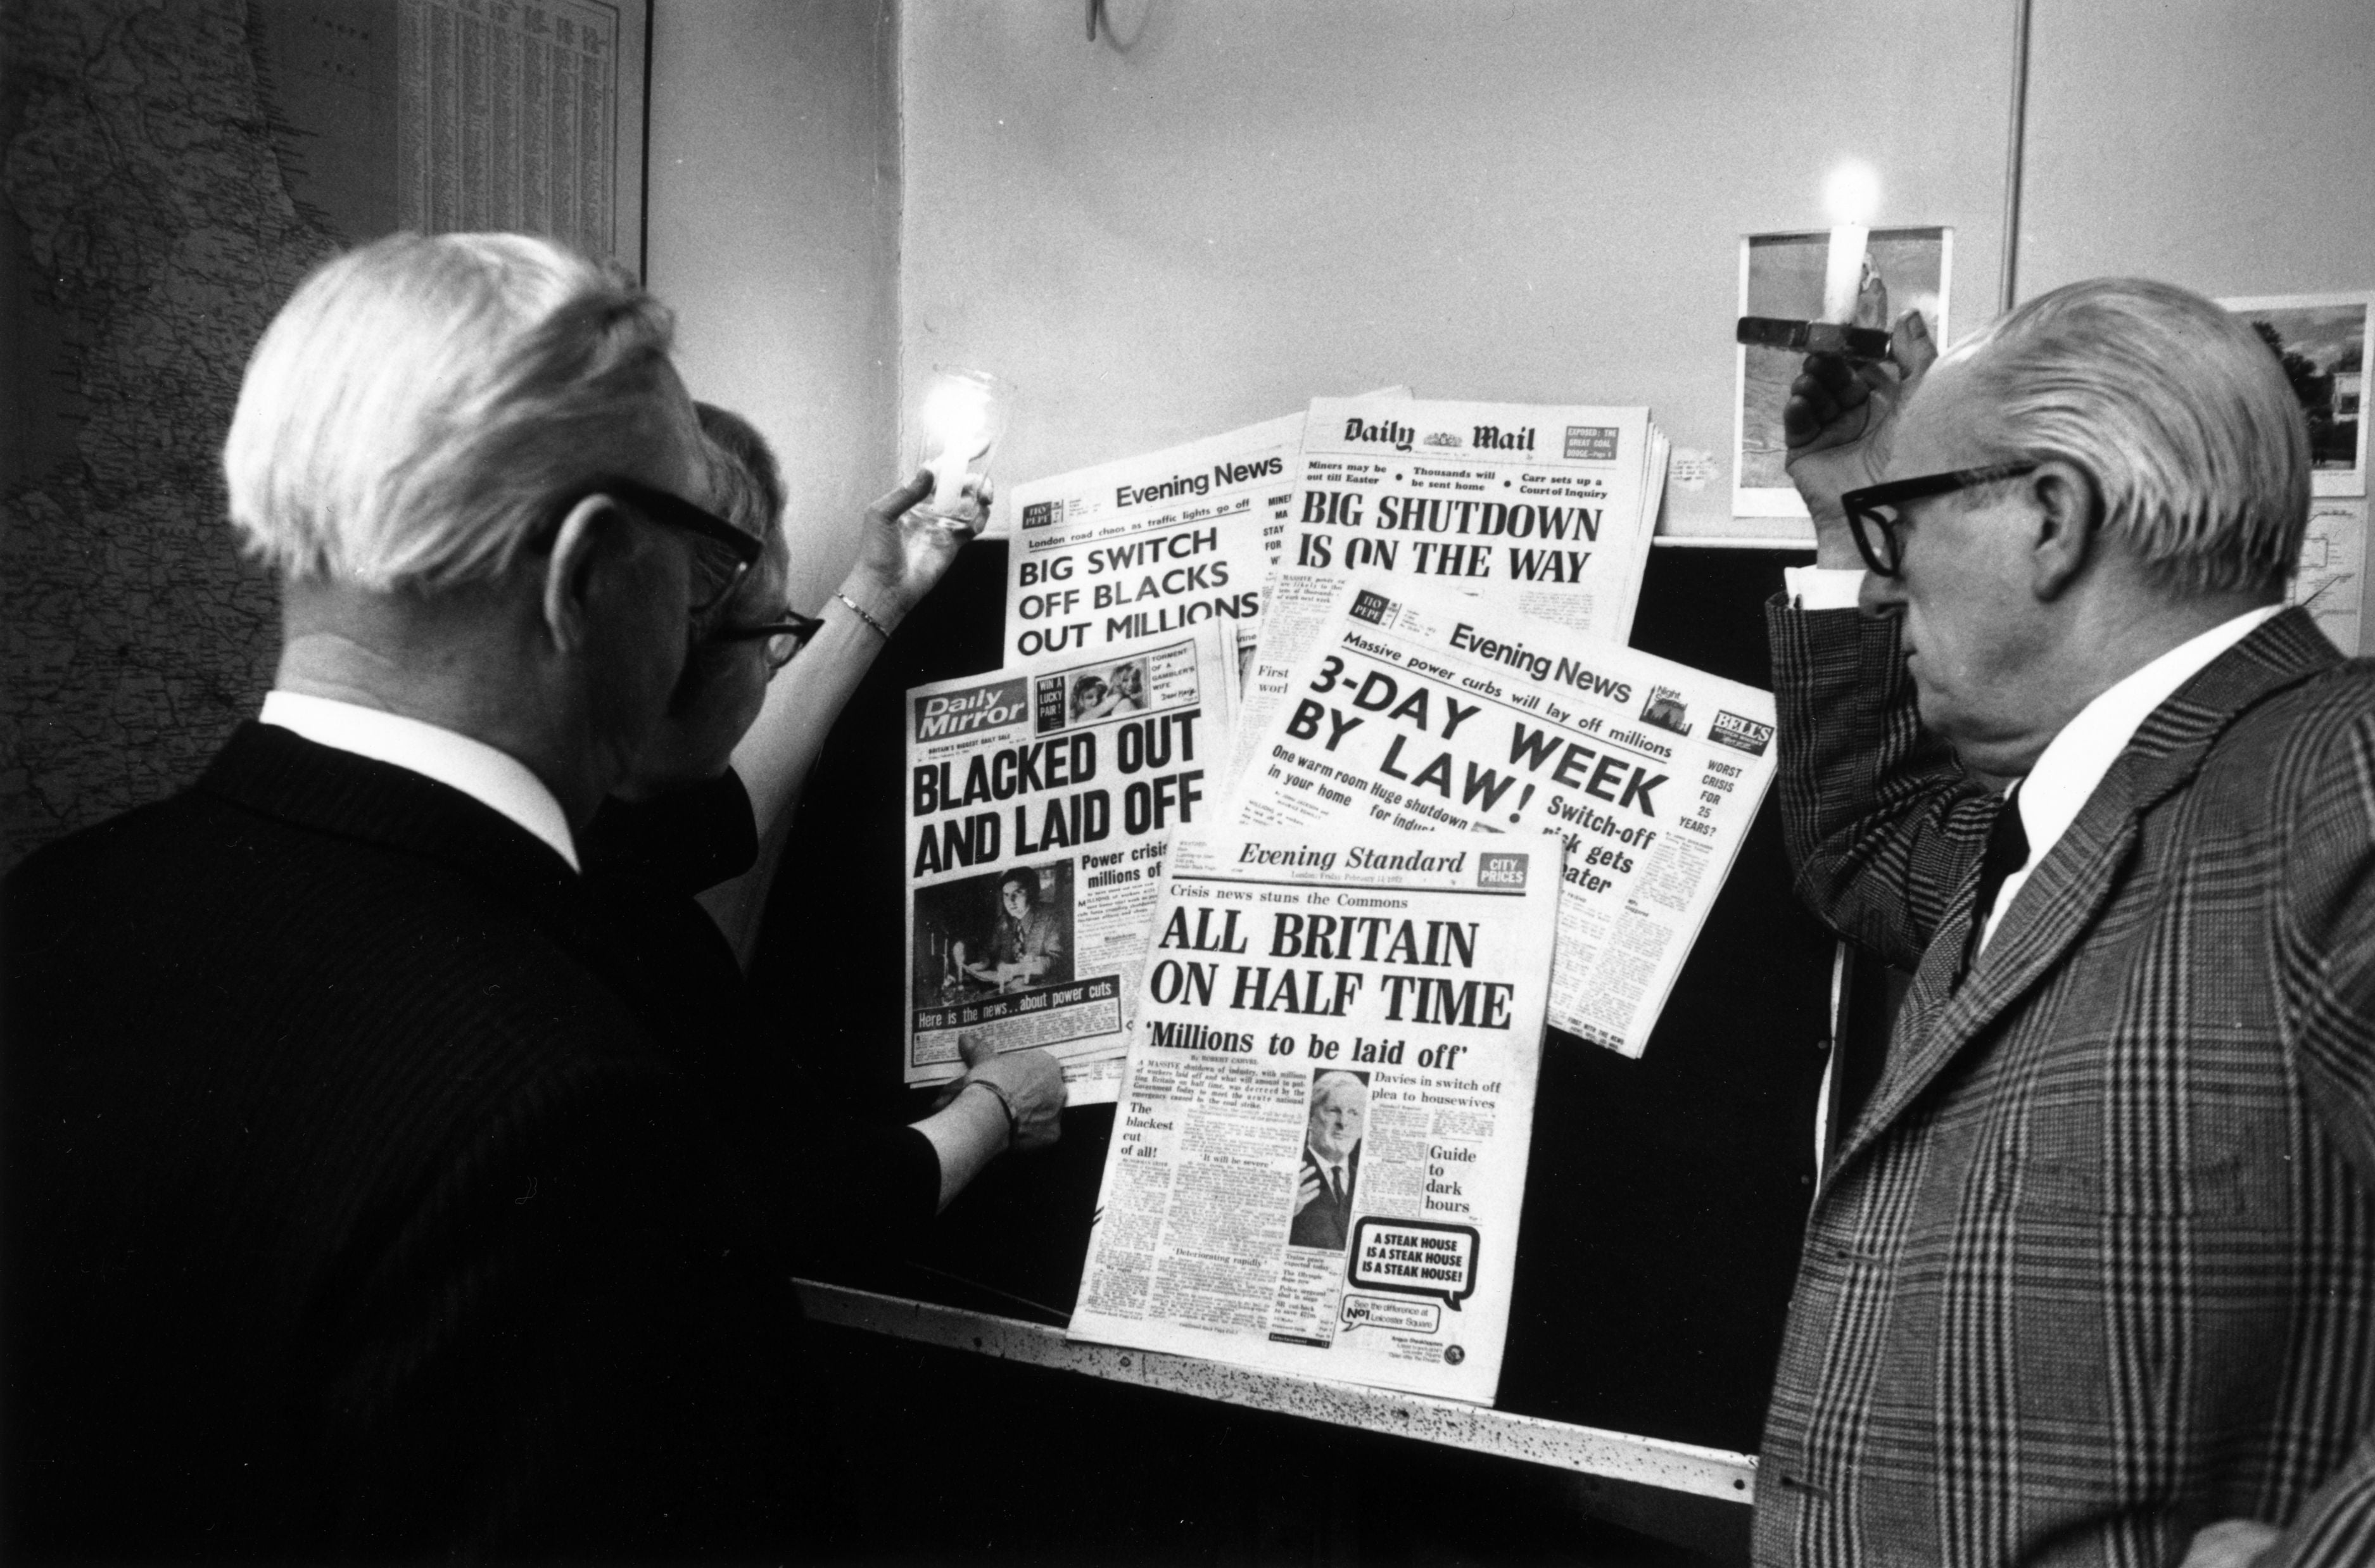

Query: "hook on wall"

xmin=1087 ymin=0 xmax=1103 ymax=43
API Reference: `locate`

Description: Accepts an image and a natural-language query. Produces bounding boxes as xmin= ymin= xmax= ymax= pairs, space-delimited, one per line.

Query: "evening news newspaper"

xmin=1067 ymin=827 xmax=1561 ymax=1404
xmin=1236 ymin=393 xmax=1668 ymax=783
xmin=1222 ymin=572 xmax=1776 ymax=1058
xmin=1002 ymin=412 xmax=1303 ymax=681
xmin=1000 ymin=389 xmax=1416 ymax=683
xmin=904 ymin=623 xmax=1236 ymax=1103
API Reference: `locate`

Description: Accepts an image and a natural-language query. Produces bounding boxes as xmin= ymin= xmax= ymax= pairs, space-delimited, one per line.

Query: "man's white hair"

xmin=1312 ymin=1070 xmax=1367 ymax=1102
xmin=1942 ymin=276 xmax=2310 ymax=596
xmin=224 ymin=232 xmax=687 ymax=591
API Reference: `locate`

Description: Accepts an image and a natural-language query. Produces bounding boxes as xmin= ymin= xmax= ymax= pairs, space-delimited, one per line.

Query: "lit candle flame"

xmin=1824 ymin=161 xmax=1880 ymax=227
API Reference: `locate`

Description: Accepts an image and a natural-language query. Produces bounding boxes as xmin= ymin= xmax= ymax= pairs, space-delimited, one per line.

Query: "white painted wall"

xmin=2022 ymin=0 xmax=2374 ymax=299
xmin=897 ymin=1 xmax=2017 ymax=541
xmin=647 ymin=0 xmax=902 ymax=612
xmin=645 ymin=0 xmax=2373 ymax=563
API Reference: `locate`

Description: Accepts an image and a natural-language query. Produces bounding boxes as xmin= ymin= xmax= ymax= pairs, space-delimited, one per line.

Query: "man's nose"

xmin=1858 ymin=567 xmax=1906 ymax=617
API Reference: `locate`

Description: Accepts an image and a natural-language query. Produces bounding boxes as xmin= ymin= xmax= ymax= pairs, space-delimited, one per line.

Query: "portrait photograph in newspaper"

xmin=1068 ymin=827 xmax=1561 ymax=1405
xmin=1003 ymin=412 xmax=1303 ymax=684
xmin=1224 ymin=572 xmax=1776 ymax=1058
xmin=1239 ymin=393 xmax=1667 ymax=779
xmin=905 ymin=623 xmax=1234 ymax=1102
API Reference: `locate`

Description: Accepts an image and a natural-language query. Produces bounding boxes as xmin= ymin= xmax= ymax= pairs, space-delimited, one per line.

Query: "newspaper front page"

xmin=1004 ymin=414 xmax=1303 ymax=680
xmin=904 ymin=624 xmax=1234 ymax=1102
xmin=1224 ymin=573 xmax=1775 ymax=1057
xmin=1067 ymin=826 xmax=1561 ymax=1403
xmin=1237 ymin=394 xmax=1668 ymax=780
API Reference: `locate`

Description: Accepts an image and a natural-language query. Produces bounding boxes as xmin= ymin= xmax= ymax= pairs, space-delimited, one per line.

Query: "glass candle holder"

xmin=911 ymin=367 xmax=1012 ymax=524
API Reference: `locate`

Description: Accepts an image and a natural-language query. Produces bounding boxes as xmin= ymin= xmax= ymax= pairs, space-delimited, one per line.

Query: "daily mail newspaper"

xmin=1224 ymin=573 xmax=1775 ymax=1058
xmin=1003 ymin=413 xmax=1302 ymax=679
xmin=1067 ymin=827 xmax=1561 ymax=1404
xmin=1237 ymin=395 xmax=1668 ymax=781
xmin=904 ymin=623 xmax=1234 ymax=1103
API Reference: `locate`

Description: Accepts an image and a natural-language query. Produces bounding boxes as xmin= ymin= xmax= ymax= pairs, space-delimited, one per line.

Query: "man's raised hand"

xmin=1783 ymin=310 xmax=1937 ymax=554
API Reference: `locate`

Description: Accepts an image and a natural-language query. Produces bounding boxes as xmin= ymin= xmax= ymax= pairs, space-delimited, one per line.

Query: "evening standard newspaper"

xmin=1223 ymin=573 xmax=1775 ymax=1058
xmin=904 ymin=623 xmax=1235 ymax=1103
xmin=1236 ymin=395 xmax=1668 ymax=781
xmin=1003 ymin=412 xmax=1302 ymax=679
xmin=1067 ymin=827 xmax=1561 ymax=1404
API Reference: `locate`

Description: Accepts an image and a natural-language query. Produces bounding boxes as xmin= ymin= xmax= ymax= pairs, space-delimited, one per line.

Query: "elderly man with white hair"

xmin=1762 ymin=277 xmax=2375 ymax=1567
xmin=0 ymin=232 xmax=1056 ymax=1560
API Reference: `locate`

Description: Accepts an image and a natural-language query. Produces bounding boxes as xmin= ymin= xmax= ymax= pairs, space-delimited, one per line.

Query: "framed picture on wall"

xmin=1732 ymin=227 xmax=1952 ymax=519
xmin=251 ymin=0 xmax=652 ymax=275
xmin=2219 ymin=293 xmax=2371 ymax=498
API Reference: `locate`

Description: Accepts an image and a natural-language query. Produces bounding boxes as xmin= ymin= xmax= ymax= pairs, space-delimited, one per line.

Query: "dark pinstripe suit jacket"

xmin=1758 ymin=604 xmax=2375 ymax=1567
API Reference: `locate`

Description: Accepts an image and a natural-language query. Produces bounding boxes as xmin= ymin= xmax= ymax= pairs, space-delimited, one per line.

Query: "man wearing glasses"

xmin=0 ymin=233 xmax=1051 ymax=1560
xmin=1758 ymin=277 xmax=2375 ymax=1567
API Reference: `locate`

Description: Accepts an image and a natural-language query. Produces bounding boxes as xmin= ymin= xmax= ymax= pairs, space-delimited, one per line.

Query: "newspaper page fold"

xmin=1068 ymin=826 xmax=1560 ymax=1403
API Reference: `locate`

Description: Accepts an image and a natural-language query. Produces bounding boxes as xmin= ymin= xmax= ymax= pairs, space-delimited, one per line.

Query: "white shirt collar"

xmin=258 ymin=690 xmax=580 ymax=871
xmin=1982 ymin=604 xmax=2281 ymax=947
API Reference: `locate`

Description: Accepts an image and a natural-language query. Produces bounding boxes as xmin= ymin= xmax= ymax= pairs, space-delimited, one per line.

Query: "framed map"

xmin=0 ymin=0 xmax=650 ymax=868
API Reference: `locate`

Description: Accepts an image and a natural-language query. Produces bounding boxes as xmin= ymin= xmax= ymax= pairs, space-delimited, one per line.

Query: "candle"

xmin=1821 ymin=162 xmax=1880 ymax=325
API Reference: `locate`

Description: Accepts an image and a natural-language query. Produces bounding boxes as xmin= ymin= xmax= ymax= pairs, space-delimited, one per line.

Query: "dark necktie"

xmin=1959 ymin=785 xmax=2029 ymax=985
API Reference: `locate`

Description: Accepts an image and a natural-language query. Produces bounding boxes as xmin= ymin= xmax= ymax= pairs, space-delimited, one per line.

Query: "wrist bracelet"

xmin=965 ymin=1078 xmax=1021 ymax=1148
xmin=835 ymin=591 xmax=894 ymax=642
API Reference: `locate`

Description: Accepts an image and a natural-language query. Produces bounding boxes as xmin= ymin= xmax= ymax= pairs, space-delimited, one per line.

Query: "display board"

xmin=757 ymin=540 xmax=1831 ymax=1455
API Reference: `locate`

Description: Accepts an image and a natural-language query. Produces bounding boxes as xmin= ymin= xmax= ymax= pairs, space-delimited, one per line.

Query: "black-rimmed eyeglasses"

xmin=567 ymin=476 xmax=764 ymax=629
xmin=1840 ymin=462 xmax=2039 ymax=578
xmin=712 ymin=608 xmax=826 ymax=674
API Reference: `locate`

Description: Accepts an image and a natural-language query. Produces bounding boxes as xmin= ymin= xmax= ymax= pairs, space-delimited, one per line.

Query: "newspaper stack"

xmin=903 ymin=622 xmax=1238 ymax=1101
xmin=917 ymin=395 xmax=1770 ymax=1407
xmin=1067 ymin=827 xmax=1561 ymax=1403
xmin=1235 ymin=394 xmax=1668 ymax=779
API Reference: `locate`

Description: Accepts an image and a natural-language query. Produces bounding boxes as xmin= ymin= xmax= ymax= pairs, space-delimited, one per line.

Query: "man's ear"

xmin=2025 ymin=460 xmax=2098 ymax=602
xmin=540 ymin=494 xmax=628 ymax=654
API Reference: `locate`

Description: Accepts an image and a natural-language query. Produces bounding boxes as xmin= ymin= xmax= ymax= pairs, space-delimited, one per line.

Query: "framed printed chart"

xmin=1733 ymin=227 xmax=1951 ymax=519
xmin=251 ymin=0 xmax=650 ymax=274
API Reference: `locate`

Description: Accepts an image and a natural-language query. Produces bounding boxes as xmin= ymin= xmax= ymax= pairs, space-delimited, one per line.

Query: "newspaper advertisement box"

xmin=1067 ymin=828 xmax=1560 ymax=1405
xmin=904 ymin=623 xmax=1235 ymax=1102
xmin=1224 ymin=572 xmax=1775 ymax=1058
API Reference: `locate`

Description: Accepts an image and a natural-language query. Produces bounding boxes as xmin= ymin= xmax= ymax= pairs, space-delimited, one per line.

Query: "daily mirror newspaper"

xmin=1237 ymin=393 xmax=1668 ymax=780
xmin=1224 ymin=573 xmax=1776 ymax=1058
xmin=1067 ymin=827 xmax=1561 ymax=1404
xmin=1003 ymin=413 xmax=1302 ymax=680
xmin=904 ymin=623 xmax=1235 ymax=1102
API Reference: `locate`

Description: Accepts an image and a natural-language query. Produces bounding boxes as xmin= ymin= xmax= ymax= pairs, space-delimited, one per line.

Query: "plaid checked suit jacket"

xmin=1758 ymin=604 xmax=2375 ymax=1567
